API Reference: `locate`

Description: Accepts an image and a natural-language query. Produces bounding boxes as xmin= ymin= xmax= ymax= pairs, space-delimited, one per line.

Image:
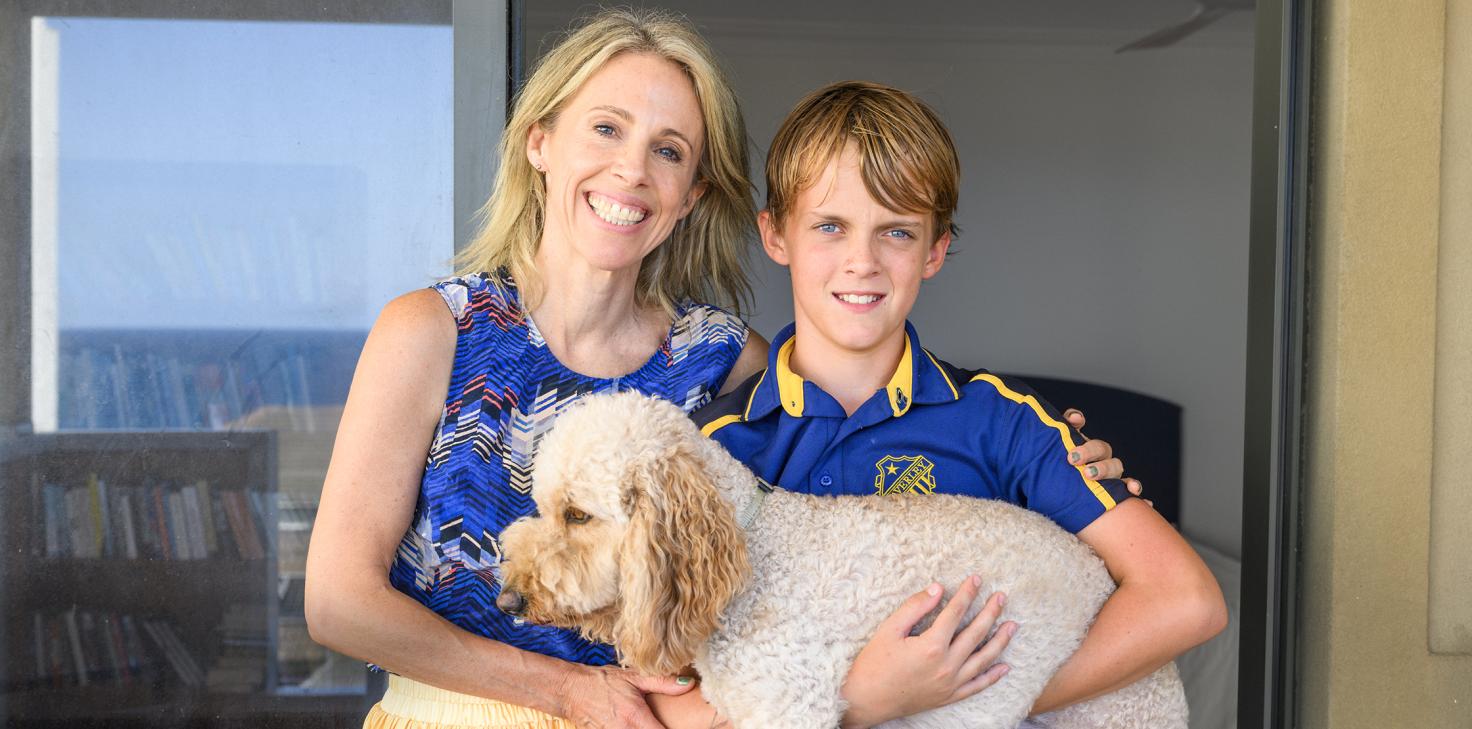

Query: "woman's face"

xmin=528 ymin=52 xmax=707 ymax=277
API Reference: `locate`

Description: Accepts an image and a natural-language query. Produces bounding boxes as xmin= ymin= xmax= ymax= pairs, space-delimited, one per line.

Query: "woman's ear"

xmin=758 ymin=210 xmax=790 ymax=266
xmin=526 ymin=122 xmax=549 ymax=173
xmin=613 ymin=448 xmax=749 ymax=675
xmin=679 ymin=179 xmax=709 ymax=219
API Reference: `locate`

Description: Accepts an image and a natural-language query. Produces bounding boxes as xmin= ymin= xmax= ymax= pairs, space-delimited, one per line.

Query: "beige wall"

xmin=1299 ymin=0 xmax=1472 ymax=726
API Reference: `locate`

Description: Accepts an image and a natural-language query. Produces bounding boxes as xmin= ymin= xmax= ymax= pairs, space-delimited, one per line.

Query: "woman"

xmin=305 ymin=9 xmax=1127 ymax=729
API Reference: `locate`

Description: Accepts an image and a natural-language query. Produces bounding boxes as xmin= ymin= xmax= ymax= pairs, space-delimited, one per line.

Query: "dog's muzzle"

xmin=496 ymin=588 xmax=527 ymax=616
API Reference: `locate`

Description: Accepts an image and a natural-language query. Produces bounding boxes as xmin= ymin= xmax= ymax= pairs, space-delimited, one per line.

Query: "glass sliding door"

xmin=1 ymin=1 xmax=506 ymax=725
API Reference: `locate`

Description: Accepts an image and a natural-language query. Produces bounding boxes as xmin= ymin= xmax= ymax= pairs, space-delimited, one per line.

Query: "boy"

xmin=687 ymin=82 xmax=1226 ymax=728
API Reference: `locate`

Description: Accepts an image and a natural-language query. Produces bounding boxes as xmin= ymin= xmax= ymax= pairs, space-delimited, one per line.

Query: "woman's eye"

xmin=655 ymin=146 xmax=683 ymax=162
xmin=593 ymin=123 xmax=616 ymax=137
xmin=564 ymin=507 xmax=591 ymax=525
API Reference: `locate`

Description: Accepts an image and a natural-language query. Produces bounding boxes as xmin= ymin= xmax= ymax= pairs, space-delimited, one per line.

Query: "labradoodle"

xmin=496 ymin=391 xmax=1187 ymax=729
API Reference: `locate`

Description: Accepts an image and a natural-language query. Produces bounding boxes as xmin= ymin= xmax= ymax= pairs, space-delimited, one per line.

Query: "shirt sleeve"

xmin=977 ymin=374 xmax=1135 ymax=533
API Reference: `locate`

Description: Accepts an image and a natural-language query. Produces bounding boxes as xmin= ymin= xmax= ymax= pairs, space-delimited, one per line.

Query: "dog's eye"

xmin=563 ymin=507 xmax=592 ymax=525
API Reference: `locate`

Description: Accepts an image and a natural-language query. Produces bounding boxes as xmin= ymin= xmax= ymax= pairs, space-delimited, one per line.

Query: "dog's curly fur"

xmin=498 ymin=392 xmax=1187 ymax=729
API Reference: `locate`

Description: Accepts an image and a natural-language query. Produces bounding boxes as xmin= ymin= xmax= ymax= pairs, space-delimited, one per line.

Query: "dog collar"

xmin=736 ymin=477 xmax=775 ymax=530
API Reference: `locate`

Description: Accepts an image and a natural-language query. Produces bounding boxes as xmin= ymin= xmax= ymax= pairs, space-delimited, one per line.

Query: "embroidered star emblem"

xmin=887 ymin=464 xmax=898 ymax=475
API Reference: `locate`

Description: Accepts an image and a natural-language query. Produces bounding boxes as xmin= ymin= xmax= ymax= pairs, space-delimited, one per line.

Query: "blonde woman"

xmin=305 ymin=9 xmax=1126 ymax=729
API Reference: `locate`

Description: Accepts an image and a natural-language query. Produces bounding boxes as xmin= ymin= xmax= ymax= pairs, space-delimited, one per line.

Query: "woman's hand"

xmin=839 ymin=576 xmax=1017 ymax=729
xmin=1061 ymin=409 xmax=1145 ymax=502
xmin=560 ymin=664 xmax=696 ymax=729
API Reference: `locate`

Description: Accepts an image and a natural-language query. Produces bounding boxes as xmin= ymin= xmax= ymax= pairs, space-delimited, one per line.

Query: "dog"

xmin=496 ymin=391 xmax=1187 ymax=728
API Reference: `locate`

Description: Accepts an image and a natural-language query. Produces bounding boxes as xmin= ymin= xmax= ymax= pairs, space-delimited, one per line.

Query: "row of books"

xmin=27 ymin=609 xmax=200 ymax=688
xmin=32 ymin=476 xmax=270 ymax=561
xmin=55 ymin=330 xmax=364 ymax=431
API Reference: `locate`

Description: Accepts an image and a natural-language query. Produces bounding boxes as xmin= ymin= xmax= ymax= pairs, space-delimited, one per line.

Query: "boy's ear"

xmin=758 ymin=210 xmax=790 ymax=266
xmin=922 ymin=230 xmax=952 ymax=280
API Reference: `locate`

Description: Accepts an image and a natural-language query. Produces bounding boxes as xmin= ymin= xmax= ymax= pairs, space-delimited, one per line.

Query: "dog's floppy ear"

xmin=614 ymin=444 xmax=750 ymax=675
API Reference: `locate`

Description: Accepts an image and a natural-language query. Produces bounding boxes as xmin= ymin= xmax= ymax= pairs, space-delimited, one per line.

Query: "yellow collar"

xmin=773 ymin=334 xmax=915 ymax=418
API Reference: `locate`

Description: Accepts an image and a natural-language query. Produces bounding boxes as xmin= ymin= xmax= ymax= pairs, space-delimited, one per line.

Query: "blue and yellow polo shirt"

xmin=693 ymin=322 xmax=1133 ymax=534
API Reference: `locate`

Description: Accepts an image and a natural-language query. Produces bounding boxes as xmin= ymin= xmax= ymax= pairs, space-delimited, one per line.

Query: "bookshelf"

xmin=0 ymin=430 xmax=296 ymax=727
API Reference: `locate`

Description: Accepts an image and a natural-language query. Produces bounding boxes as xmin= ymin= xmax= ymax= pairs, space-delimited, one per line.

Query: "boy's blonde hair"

xmin=456 ymin=7 xmax=754 ymax=315
xmin=766 ymin=81 xmax=959 ymax=239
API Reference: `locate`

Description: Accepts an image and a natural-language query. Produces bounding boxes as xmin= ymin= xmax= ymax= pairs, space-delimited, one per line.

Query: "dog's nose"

xmin=496 ymin=589 xmax=527 ymax=616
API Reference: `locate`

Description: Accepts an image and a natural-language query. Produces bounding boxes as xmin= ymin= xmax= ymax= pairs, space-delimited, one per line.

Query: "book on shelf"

xmin=35 ymin=475 xmax=269 ymax=562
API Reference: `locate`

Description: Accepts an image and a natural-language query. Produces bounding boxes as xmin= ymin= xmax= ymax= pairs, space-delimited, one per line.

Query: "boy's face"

xmin=760 ymin=144 xmax=950 ymax=363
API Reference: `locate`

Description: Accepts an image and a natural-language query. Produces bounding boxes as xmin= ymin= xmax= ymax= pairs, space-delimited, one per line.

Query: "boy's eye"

xmin=816 ymin=223 xmax=841 ymax=234
xmin=885 ymin=229 xmax=916 ymax=240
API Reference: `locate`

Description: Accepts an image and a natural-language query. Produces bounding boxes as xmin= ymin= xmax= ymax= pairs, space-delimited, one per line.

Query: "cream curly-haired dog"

xmin=497 ymin=391 xmax=1187 ymax=729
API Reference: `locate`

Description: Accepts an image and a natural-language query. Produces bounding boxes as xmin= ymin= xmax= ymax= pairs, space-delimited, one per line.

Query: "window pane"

xmin=10 ymin=15 xmax=452 ymax=726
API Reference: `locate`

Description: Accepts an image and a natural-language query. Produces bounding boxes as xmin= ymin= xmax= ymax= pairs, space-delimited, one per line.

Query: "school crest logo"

xmin=874 ymin=455 xmax=937 ymax=495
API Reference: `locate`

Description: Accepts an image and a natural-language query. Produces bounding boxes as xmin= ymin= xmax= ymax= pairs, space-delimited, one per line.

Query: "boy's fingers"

xmin=1126 ymin=478 xmax=1145 ymax=496
xmin=950 ymin=591 xmax=1005 ymax=656
xmin=930 ymin=575 xmax=982 ymax=636
xmin=952 ymin=662 xmax=1010 ymax=703
xmin=962 ymin=621 xmax=1017 ymax=675
xmin=882 ymin=583 xmax=945 ymax=635
xmin=1068 ymin=438 xmax=1113 ymax=466
xmin=1062 ymin=408 xmax=1086 ymax=430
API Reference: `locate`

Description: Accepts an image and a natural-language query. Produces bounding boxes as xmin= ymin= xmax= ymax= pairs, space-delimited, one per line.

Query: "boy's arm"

xmin=1030 ymin=499 xmax=1227 ymax=714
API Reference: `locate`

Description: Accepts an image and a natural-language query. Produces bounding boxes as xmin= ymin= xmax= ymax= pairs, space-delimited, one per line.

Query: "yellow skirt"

xmin=364 ymin=674 xmax=576 ymax=729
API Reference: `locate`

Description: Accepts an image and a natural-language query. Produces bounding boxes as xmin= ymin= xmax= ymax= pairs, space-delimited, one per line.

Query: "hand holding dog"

xmin=559 ymin=664 xmax=696 ymax=729
xmin=839 ymin=576 xmax=1018 ymax=729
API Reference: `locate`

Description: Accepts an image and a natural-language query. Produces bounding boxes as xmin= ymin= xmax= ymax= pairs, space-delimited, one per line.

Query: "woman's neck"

xmin=530 ymin=243 xmax=667 ymax=378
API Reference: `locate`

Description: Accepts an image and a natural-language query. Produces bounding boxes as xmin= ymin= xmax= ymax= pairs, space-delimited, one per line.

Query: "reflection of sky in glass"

xmin=48 ymin=18 xmax=453 ymax=330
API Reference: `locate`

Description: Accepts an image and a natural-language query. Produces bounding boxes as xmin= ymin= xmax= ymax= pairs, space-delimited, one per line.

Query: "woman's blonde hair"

xmin=455 ymin=7 xmax=754 ymax=315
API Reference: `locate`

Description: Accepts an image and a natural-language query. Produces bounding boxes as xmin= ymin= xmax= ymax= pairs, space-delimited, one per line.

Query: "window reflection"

xmin=9 ymin=15 xmax=452 ymax=726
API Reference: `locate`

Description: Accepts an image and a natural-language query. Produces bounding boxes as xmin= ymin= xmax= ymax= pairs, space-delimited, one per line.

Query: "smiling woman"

xmin=301 ymin=9 xmax=771 ymax=729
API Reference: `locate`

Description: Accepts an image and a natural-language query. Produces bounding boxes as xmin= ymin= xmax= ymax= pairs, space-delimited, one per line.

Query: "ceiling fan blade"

xmin=1116 ymin=6 xmax=1232 ymax=53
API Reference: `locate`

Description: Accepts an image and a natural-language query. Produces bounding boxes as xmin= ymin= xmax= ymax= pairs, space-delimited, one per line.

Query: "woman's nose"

xmin=612 ymin=145 xmax=649 ymax=186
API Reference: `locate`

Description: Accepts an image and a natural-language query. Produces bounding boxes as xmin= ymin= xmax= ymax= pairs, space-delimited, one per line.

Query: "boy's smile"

xmin=760 ymin=143 xmax=950 ymax=388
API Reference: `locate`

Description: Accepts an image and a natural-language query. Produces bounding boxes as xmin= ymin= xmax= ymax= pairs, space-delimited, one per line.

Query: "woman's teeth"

xmin=588 ymin=193 xmax=648 ymax=226
xmin=836 ymin=294 xmax=881 ymax=304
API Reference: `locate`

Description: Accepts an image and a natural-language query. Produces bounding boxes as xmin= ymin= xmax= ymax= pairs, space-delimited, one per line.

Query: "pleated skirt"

xmin=363 ymin=675 xmax=576 ymax=729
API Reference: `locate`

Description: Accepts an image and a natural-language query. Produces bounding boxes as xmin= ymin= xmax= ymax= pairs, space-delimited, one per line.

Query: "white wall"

xmin=527 ymin=13 xmax=1252 ymax=558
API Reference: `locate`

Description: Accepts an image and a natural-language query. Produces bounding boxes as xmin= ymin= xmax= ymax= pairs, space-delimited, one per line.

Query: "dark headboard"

xmin=1003 ymin=374 xmax=1182 ymax=526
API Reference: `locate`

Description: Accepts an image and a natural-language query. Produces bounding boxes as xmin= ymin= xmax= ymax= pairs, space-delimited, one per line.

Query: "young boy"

xmin=684 ymin=82 xmax=1226 ymax=728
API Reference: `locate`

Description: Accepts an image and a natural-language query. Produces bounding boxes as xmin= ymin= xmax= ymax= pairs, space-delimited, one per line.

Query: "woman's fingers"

xmin=1082 ymin=457 xmax=1124 ymax=481
xmin=1068 ymin=437 xmax=1112 ymax=466
xmin=1062 ymin=408 xmax=1087 ymax=430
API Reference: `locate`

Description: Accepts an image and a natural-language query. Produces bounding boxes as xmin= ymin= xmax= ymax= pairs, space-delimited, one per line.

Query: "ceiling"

xmin=527 ymin=0 xmax=1256 ymax=37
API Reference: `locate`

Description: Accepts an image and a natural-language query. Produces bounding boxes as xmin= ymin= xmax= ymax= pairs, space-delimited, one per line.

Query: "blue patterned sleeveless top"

xmin=387 ymin=271 xmax=748 ymax=665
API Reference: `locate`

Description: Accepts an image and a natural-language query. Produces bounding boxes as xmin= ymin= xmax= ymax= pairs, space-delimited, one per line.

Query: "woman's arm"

xmin=1029 ymin=499 xmax=1227 ymax=714
xmin=718 ymin=329 xmax=769 ymax=396
xmin=305 ymin=290 xmax=688 ymax=728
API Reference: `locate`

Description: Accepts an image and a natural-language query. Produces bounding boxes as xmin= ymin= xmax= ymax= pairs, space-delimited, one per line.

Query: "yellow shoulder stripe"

xmin=922 ymin=348 xmax=960 ymax=400
xmin=700 ymin=414 xmax=743 ymax=439
xmin=969 ymin=373 xmax=1117 ymax=510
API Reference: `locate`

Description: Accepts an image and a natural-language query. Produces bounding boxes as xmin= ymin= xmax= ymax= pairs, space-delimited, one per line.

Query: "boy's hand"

xmin=1061 ymin=409 xmax=1146 ymax=504
xmin=839 ymin=576 xmax=1016 ymax=729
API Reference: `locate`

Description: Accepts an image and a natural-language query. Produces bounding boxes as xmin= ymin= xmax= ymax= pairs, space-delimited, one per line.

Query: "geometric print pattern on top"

xmin=388 ymin=270 xmax=748 ymax=666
